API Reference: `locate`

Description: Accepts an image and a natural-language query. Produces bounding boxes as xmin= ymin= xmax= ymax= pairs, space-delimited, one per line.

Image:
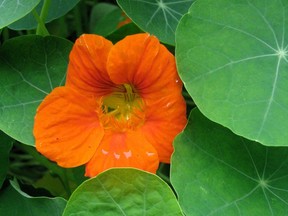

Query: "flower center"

xmin=99 ymin=84 xmax=145 ymax=131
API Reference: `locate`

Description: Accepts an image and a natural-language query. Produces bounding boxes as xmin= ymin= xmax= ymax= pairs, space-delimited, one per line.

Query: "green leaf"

xmin=89 ymin=3 xmax=123 ymax=37
xmin=20 ymin=144 xmax=87 ymax=199
xmin=0 ymin=180 xmax=66 ymax=216
xmin=0 ymin=35 xmax=73 ymax=145
xmin=0 ymin=131 xmax=13 ymax=188
xmin=171 ymin=108 xmax=288 ymax=215
xmin=176 ymin=0 xmax=288 ymax=146
xmin=63 ymin=168 xmax=183 ymax=216
xmin=106 ymin=23 xmax=143 ymax=44
xmin=8 ymin=0 xmax=80 ymax=30
xmin=0 ymin=0 xmax=40 ymax=29
xmin=117 ymin=0 xmax=194 ymax=45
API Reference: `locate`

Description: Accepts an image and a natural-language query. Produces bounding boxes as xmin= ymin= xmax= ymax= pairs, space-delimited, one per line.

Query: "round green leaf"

xmin=171 ymin=108 xmax=288 ymax=215
xmin=89 ymin=3 xmax=123 ymax=37
xmin=63 ymin=168 xmax=183 ymax=216
xmin=117 ymin=0 xmax=194 ymax=45
xmin=176 ymin=0 xmax=288 ymax=146
xmin=8 ymin=0 xmax=80 ymax=30
xmin=0 ymin=35 xmax=73 ymax=145
xmin=0 ymin=0 xmax=40 ymax=29
xmin=0 ymin=180 xmax=66 ymax=216
xmin=0 ymin=131 xmax=13 ymax=188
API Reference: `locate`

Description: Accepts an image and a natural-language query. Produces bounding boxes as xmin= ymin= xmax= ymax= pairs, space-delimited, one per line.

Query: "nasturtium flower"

xmin=33 ymin=33 xmax=187 ymax=177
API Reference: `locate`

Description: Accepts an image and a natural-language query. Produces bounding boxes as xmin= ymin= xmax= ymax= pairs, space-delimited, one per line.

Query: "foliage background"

xmin=0 ymin=0 xmax=287 ymax=215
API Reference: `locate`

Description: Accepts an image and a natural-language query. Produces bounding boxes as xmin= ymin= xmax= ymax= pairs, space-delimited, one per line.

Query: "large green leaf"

xmin=0 ymin=0 xmax=40 ymax=29
xmin=63 ymin=168 xmax=183 ymax=216
xmin=0 ymin=131 xmax=13 ymax=188
xmin=0 ymin=180 xmax=66 ymax=216
xmin=0 ymin=35 xmax=72 ymax=145
xmin=8 ymin=0 xmax=80 ymax=30
xmin=176 ymin=0 xmax=288 ymax=146
xmin=171 ymin=108 xmax=288 ymax=215
xmin=117 ymin=0 xmax=194 ymax=45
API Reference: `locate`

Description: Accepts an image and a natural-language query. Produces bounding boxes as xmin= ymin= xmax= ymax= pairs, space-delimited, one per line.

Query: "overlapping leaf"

xmin=63 ymin=168 xmax=183 ymax=216
xmin=171 ymin=108 xmax=288 ymax=215
xmin=89 ymin=3 xmax=123 ymax=36
xmin=8 ymin=0 xmax=80 ymax=30
xmin=0 ymin=35 xmax=72 ymax=145
xmin=0 ymin=0 xmax=40 ymax=29
xmin=176 ymin=0 xmax=288 ymax=146
xmin=0 ymin=180 xmax=66 ymax=216
xmin=117 ymin=0 xmax=194 ymax=45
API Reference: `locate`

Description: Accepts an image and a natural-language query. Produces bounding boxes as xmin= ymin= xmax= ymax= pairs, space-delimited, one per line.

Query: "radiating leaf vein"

xmin=192 ymin=53 xmax=277 ymax=82
xmin=194 ymin=142 xmax=258 ymax=182
xmin=1 ymin=100 xmax=42 ymax=109
xmin=3 ymin=58 xmax=49 ymax=95
xmin=262 ymin=187 xmax=274 ymax=216
xmin=207 ymin=185 xmax=259 ymax=216
xmin=266 ymin=187 xmax=288 ymax=206
xmin=97 ymin=178 xmax=127 ymax=216
xmin=256 ymin=56 xmax=282 ymax=139
xmin=194 ymin=16 xmax=278 ymax=52
xmin=247 ymin=0 xmax=281 ymax=50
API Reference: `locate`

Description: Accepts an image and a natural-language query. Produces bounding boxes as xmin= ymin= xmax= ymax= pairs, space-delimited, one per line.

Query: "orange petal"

xmin=34 ymin=87 xmax=104 ymax=167
xmin=107 ymin=33 xmax=182 ymax=100
xmin=66 ymin=34 xmax=115 ymax=96
xmin=142 ymin=93 xmax=187 ymax=163
xmin=85 ymin=130 xmax=159 ymax=177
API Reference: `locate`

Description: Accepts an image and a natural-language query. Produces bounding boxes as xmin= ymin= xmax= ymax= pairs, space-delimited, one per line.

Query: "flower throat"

xmin=100 ymin=84 xmax=145 ymax=131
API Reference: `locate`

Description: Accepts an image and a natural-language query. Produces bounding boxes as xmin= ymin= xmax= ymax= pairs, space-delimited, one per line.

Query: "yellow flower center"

xmin=99 ymin=84 xmax=145 ymax=131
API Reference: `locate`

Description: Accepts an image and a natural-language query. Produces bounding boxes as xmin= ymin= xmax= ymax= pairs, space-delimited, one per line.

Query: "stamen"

xmin=100 ymin=83 xmax=145 ymax=131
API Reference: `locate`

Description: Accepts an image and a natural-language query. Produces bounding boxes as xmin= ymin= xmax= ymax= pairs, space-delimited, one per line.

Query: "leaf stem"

xmin=33 ymin=0 xmax=51 ymax=36
xmin=56 ymin=170 xmax=72 ymax=197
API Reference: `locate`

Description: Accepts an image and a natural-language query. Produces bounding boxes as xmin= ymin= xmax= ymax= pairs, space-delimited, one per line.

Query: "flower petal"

xmin=66 ymin=34 xmax=115 ymax=96
xmin=142 ymin=93 xmax=187 ymax=163
xmin=107 ymin=33 xmax=182 ymax=100
xmin=85 ymin=130 xmax=159 ymax=177
xmin=34 ymin=87 xmax=104 ymax=167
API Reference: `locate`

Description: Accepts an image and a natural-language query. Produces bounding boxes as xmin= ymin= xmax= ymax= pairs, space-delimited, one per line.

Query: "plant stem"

xmin=33 ymin=0 xmax=51 ymax=36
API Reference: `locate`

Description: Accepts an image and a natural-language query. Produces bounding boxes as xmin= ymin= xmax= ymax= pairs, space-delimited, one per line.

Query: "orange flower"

xmin=33 ymin=33 xmax=187 ymax=177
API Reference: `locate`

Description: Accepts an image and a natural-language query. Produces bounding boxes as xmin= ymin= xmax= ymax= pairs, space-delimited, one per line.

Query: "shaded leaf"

xmin=176 ymin=0 xmax=288 ymax=146
xmin=0 ymin=0 xmax=40 ymax=29
xmin=171 ymin=108 xmax=288 ymax=215
xmin=0 ymin=131 xmax=13 ymax=188
xmin=8 ymin=0 xmax=80 ymax=30
xmin=89 ymin=3 xmax=123 ymax=36
xmin=18 ymin=144 xmax=87 ymax=199
xmin=106 ymin=23 xmax=143 ymax=44
xmin=0 ymin=180 xmax=66 ymax=216
xmin=117 ymin=0 xmax=194 ymax=45
xmin=0 ymin=35 xmax=73 ymax=145
xmin=63 ymin=168 xmax=183 ymax=216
